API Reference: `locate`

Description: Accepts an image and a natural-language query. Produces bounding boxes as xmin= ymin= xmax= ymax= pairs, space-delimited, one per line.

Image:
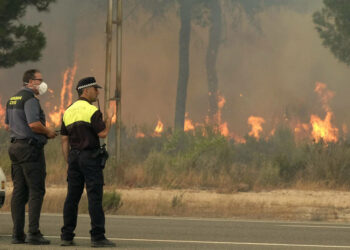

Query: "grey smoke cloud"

xmin=1 ymin=0 xmax=349 ymax=137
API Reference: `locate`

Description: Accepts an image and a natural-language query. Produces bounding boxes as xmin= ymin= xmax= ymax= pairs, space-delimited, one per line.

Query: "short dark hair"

xmin=23 ymin=69 xmax=40 ymax=84
xmin=77 ymin=88 xmax=83 ymax=97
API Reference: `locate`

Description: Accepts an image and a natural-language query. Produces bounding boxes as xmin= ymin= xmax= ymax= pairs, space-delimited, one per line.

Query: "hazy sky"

xmin=2 ymin=0 xmax=350 ymax=137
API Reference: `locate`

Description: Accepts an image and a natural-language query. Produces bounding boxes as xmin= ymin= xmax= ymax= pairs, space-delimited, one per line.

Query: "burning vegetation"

xmin=0 ymin=79 xmax=350 ymax=190
xmin=132 ymin=82 xmax=344 ymax=145
xmin=0 ymin=79 xmax=345 ymax=145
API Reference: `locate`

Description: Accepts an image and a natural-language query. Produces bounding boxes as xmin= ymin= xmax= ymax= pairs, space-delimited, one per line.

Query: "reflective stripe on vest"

xmin=63 ymin=100 xmax=98 ymax=126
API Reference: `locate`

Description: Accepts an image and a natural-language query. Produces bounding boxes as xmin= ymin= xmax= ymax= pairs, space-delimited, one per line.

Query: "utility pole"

xmin=115 ymin=0 xmax=123 ymax=164
xmin=104 ymin=0 xmax=113 ymax=147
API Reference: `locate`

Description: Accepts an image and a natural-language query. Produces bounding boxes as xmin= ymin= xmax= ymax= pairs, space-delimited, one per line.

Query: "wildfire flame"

xmin=310 ymin=112 xmax=338 ymax=143
xmin=248 ymin=116 xmax=265 ymax=139
xmin=181 ymin=95 xmax=245 ymax=142
xmin=219 ymin=122 xmax=229 ymax=137
xmin=0 ymin=97 xmax=6 ymax=128
xmin=215 ymin=95 xmax=230 ymax=136
xmin=154 ymin=119 xmax=164 ymax=134
xmin=309 ymin=82 xmax=338 ymax=143
xmin=218 ymin=95 xmax=226 ymax=109
xmin=47 ymin=63 xmax=77 ymax=127
xmin=136 ymin=132 xmax=145 ymax=138
xmin=184 ymin=119 xmax=195 ymax=131
xmin=293 ymin=121 xmax=310 ymax=141
xmin=184 ymin=112 xmax=195 ymax=132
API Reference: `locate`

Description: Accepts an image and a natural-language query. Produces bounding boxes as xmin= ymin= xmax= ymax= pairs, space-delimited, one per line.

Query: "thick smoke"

xmin=1 ymin=0 xmax=350 ymax=136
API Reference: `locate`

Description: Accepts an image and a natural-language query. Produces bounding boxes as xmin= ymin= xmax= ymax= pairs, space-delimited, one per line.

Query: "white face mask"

xmin=37 ymin=82 xmax=48 ymax=95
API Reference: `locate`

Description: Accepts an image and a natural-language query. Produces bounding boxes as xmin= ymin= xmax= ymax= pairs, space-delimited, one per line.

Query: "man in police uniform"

xmin=5 ymin=69 xmax=57 ymax=245
xmin=60 ymin=77 xmax=115 ymax=247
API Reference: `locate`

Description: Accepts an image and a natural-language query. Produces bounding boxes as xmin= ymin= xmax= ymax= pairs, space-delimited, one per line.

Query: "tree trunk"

xmin=174 ymin=0 xmax=193 ymax=131
xmin=206 ymin=0 xmax=221 ymax=124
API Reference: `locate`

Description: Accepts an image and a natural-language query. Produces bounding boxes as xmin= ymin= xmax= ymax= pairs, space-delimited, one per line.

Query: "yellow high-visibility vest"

xmin=63 ymin=100 xmax=98 ymax=127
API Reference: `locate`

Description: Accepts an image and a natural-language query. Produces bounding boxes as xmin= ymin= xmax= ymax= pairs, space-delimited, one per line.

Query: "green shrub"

xmin=171 ymin=192 xmax=185 ymax=208
xmin=5 ymin=124 xmax=350 ymax=190
xmin=144 ymin=151 xmax=169 ymax=185
xmin=257 ymin=161 xmax=281 ymax=187
xmin=103 ymin=191 xmax=122 ymax=211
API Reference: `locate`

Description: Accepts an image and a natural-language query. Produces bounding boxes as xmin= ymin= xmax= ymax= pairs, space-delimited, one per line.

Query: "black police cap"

xmin=76 ymin=77 xmax=102 ymax=91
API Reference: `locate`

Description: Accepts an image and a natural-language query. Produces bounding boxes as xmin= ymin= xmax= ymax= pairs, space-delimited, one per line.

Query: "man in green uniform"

xmin=60 ymin=77 xmax=115 ymax=247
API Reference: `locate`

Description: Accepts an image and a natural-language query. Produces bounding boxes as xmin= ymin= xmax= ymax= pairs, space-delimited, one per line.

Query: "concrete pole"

xmin=115 ymin=0 xmax=123 ymax=164
xmin=104 ymin=0 xmax=113 ymax=147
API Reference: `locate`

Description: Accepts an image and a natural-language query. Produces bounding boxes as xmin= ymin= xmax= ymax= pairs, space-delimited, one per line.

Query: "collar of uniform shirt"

xmin=78 ymin=97 xmax=92 ymax=104
xmin=22 ymin=86 xmax=35 ymax=94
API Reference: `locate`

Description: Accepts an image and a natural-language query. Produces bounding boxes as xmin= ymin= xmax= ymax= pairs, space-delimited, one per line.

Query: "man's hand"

xmin=106 ymin=105 xmax=115 ymax=121
xmin=46 ymin=127 xmax=57 ymax=139
xmin=97 ymin=105 xmax=115 ymax=139
xmin=28 ymin=121 xmax=57 ymax=139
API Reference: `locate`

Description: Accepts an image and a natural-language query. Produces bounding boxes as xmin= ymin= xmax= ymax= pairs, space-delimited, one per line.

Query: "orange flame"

xmin=154 ymin=119 xmax=164 ymax=134
xmin=310 ymin=112 xmax=338 ymax=143
xmin=0 ymin=97 xmax=6 ymax=128
xmin=270 ymin=128 xmax=276 ymax=136
xmin=184 ymin=112 xmax=195 ymax=132
xmin=293 ymin=121 xmax=310 ymax=141
xmin=219 ymin=122 xmax=229 ymax=137
xmin=214 ymin=94 xmax=232 ymax=137
xmin=231 ymin=133 xmax=246 ymax=143
xmin=248 ymin=116 xmax=265 ymax=139
xmin=184 ymin=119 xmax=195 ymax=131
xmin=131 ymin=83 xmax=341 ymax=144
xmin=309 ymin=82 xmax=338 ymax=143
xmin=214 ymin=95 xmax=225 ymax=124
xmin=136 ymin=132 xmax=145 ymax=138
xmin=48 ymin=63 xmax=77 ymax=127
xmin=343 ymin=123 xmax=348 ymax=137
xmin=218 ymin=95 xmax=226 ymax=109
xmin=182 ymin=94 xmax=243 ymax=140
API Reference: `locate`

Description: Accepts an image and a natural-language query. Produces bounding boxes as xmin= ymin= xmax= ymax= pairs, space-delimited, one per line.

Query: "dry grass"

xmin=3 ymin=183 xmax=350 ymax=222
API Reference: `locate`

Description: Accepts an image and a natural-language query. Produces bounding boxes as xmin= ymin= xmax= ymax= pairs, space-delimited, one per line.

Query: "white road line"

xmin=106 ymin=238 xmax=350 ymax=248
xmin=2 ymin=235 xmax=347 ymax=249
xmin=2 ymin=234 xmax=350 ymax=248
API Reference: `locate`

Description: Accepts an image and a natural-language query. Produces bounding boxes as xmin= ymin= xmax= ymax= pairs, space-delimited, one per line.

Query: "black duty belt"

xmin=10 ymin=138 xmax=30 ymax=143
xmin=10 ymin=138 xmax=44 ymax=149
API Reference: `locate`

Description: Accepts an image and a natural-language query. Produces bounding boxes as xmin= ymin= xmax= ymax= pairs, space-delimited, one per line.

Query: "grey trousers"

xmin=8 ymin=141 xmax=46 ymax=238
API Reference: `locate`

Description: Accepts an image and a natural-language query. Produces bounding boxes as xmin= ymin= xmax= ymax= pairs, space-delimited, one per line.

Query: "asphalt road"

xmin=1 ymin=212 xmax=350 ymax=249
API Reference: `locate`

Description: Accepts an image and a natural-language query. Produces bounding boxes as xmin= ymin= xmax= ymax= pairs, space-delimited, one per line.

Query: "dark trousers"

xmin=61 ymin=149 xmax=105 ymax=241
xmin=8 ymin=142 xmax=46 ymax=238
